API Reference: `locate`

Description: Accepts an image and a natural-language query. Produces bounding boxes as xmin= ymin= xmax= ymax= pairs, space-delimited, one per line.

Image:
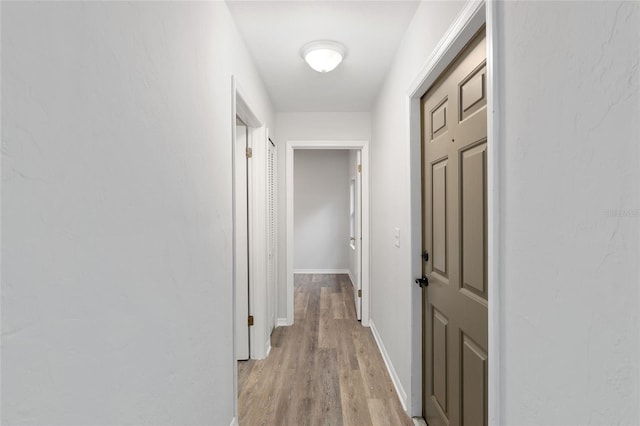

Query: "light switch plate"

xmin=394 ymin=227 xmax=400 ymax=248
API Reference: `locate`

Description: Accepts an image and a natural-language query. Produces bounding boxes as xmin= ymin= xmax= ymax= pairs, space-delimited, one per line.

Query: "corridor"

xmin=238 ymin=274 xmax=412 ymax=425
xmin=3 ymin=2 xmax=638 ymax=425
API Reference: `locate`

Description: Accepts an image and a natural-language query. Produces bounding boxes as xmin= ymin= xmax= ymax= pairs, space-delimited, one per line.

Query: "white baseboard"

xmin=293 ymin=269 xmax=349 ymax=274
xmin=369 ymin=319 xmax=408 ymax=412
xmin=230 ymin=417 xmax=238 ymax=426
xmin=412 ymin=417 xmax=427 ymax=426
xmin=265 ymin=339 xmax=272 ymax=358
xmin=276 ymin=317 xmax=291 ymax=327
xmin=347 ymin=271 xmax=355 ymax=287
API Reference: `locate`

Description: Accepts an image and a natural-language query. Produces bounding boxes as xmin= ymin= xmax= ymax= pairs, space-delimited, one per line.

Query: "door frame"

xmin=234 ymin=116 xmax=250 ymax=361
xmin=406 ymin=0 xmax=501 ymax=422
xmin=285 ymin=140 xmax=371 ymax=326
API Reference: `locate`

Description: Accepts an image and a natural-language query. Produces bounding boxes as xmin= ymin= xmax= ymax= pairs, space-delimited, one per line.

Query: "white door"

xmin=266 ymin=138 xmax=277 ymax=334
xmin=353 ymin=150 xmax=363 ymax=320
xmin=235 ymin=118 xmax=250 ymax=360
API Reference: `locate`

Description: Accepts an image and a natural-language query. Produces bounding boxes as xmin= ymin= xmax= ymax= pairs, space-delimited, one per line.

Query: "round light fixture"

xmin=301 ymin=40 xmax=346 ymax=73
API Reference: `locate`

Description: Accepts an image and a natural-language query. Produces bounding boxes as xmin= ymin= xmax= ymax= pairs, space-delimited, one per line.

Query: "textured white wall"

xmin=497 ymin=2 xmax=639 ymax=424
xmin=369 ymin=0 xmax=466 ymax=411
xmin=294 ymin=150 xmax=350 ymax=271
xmin=275 ymin=112 xmax=370 ymax=318
xmin=1 ymin=2 xmax=274 ymax=424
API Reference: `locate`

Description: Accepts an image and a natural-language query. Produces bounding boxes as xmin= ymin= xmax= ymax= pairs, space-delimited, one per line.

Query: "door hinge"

xmin=248 ymin=315 xmax=254 ymax=326
xmin=358 ymin=289 xmax=362 ymax=298
xmin=246 ymin=147 xmax=253 ymax=158
xmin=357 ymin=164 xmax=362 ymax=173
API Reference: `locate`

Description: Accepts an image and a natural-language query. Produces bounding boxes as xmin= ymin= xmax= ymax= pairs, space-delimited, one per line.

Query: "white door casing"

xmin=235 ymin=118 xmax=250 ymax=361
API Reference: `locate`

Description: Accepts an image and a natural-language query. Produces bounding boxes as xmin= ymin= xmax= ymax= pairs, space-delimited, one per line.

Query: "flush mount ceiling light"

xmin=301 ymin=40 xmax=346 ymax=73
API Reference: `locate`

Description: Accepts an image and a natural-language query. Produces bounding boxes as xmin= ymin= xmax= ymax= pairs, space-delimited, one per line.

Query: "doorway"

xmin=285 ymin=140 xmax=370 ymax=327
xmin=232 ymin=77 xmax=277 ymax=423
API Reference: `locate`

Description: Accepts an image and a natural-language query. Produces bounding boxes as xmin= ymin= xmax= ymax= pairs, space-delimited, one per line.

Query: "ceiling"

xmin=227 ymin=1 xmax=421 ymax=112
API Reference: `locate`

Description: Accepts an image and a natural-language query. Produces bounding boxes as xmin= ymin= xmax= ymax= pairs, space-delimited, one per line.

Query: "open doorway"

xmin=285 ymin=140 xmax=370 ymax=327
xmin=291 ymin=149 xmax=361 ymax=318
xmin=232 ymin=77 xmax=278 ymax=422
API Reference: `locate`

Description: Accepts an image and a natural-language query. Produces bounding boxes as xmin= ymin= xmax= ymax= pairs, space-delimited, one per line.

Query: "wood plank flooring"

xmin=238 ymin=274 xmax=413 ymax=426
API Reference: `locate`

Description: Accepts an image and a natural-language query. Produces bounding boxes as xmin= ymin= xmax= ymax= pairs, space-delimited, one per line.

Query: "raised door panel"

xmin=431 ymin=97 xmax=449 ymax=140
xmin=459 ymin=64 xmax=486 ymax=122
xmin=432 ymin=159 xmax=448 ymax=278
xmin=461 ymin=334 xmax=487 ymax=426
xmin=460 ymin=142 xmax=487 ymax=299
xmin=432 ymin=308 xmax=449 ymax=417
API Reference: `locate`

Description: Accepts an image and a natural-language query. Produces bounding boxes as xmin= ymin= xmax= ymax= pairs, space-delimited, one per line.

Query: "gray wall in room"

xmin=294 ymin=150 xmax=350 ymax=272
xmin=1 ymin=2 xmax=275 ymax=424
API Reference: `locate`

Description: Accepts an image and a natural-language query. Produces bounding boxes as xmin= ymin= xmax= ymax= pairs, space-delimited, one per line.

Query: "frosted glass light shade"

xmin=301 ymin=41 xmax=346 ymax=73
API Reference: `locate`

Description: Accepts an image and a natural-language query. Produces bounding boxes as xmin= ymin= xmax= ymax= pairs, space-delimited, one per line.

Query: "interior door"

xmin=421 ymin=30 xmax=488 ymax=426
xmin=354 ymin=150 xmax=363 ymax=320
xmin=235 ymin=117 xmax=250 ymax=361
xmin=267 ymin=138 xmax=277 ymax=334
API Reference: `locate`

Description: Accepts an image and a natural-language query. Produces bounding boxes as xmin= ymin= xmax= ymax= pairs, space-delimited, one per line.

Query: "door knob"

xmin=415 ymin=276 xmax=429 ymax=288
xmin=422 ymin=251 xmax=429 ymax=262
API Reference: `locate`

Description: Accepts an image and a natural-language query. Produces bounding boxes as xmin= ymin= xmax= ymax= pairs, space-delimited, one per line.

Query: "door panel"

xmin=432 ymin=159 xmax=448 ymax=276
xmin=459 ymin=64 xmax=486 ymax=121
xmin=422 ymin=29 xmax=487 ymax=426
xmin=431 ymin=98 xmax=449 ymax=139
xmin=460 ymin=142 xmax=487 ymax=298
xmin=461 ymin=334 xmax=487 ymax=426
xmin=432 ymin=308 xmax=449 ymax=416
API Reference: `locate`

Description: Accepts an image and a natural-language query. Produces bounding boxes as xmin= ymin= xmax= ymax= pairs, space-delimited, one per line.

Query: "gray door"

xmin=421 ymin=30 xmax=488 ymax=426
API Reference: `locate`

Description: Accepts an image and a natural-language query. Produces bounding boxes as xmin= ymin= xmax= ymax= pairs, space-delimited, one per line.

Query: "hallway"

xmin=238 ymin=274 xmax=412 ymax=425
xmin=3 ymin=2 xmax=638 ymax=425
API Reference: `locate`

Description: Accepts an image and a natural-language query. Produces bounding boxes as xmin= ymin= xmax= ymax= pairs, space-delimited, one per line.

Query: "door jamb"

xmin=406 ymin=0 xmax=500 ymax=422
xmin=285 ymin=140 xmax=371 ymax=327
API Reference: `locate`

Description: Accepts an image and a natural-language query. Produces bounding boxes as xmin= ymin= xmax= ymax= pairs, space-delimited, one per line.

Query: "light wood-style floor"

xmin=238 ymin=274 xmax=413 ymax=426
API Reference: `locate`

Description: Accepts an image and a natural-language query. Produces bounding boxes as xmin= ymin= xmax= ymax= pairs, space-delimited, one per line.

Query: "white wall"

xmin=369 ymin=0 xmax=466 ymax=411
xmin=294 ymin=150 xmax=350 ymax=272
xmin=276 ymin=112 xmax=370 ymax=318
xmin=496 ymin=2 xmax=639 ymax=424
xmin=371 ymin=0 xmax=639 ymax=422
xmin=1 ymin=2 xmax=274 ymax=425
